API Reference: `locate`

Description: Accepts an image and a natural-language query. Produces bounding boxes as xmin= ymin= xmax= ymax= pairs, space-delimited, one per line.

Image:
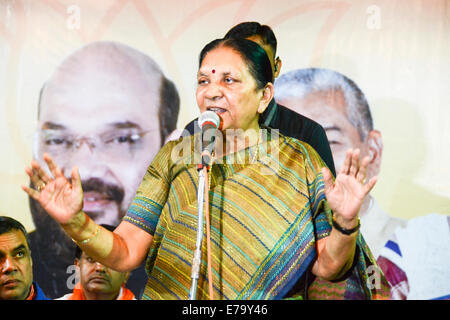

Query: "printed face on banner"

xmin=277 ymin=89 xmax=364 ymax=172
xmin=36 ymin=58 xmax=162 ymax=226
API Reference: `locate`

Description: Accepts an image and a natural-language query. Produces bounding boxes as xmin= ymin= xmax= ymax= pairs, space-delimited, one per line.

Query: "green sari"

xmin=124 ymin=132 xmax=389 ymax=300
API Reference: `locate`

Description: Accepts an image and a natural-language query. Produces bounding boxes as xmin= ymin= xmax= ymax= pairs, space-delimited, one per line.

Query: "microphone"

xmin=198 ymin=111 xmax=221 ymax=167
xmin=190 ymin=110 xmax=220 ymax=300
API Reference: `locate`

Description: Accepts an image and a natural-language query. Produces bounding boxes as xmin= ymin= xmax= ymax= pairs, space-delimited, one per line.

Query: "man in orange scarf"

xmin=57 ymin=224 xmax=135 ymax=300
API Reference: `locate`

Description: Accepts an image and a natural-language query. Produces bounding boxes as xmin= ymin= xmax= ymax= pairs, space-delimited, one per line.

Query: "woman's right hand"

xmin=22 ymin=153 xmax=83 ymax=225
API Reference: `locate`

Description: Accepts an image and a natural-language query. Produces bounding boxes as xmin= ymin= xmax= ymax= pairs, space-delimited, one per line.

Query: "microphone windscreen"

xmin=199 ymin=111 xmax=221 ymax=129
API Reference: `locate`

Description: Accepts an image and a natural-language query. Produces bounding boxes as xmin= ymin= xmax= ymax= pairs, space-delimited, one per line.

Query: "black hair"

xmin=199 ymin=38 xmax=273 ymax=90
xmin=0 ymin=216 xmax=31 ymax=250
xmin=74 ymin=224 xmax=116 ymax=260
xmin=158 ymin=77 xmax=180 ymax=146
xmin=224 ymin=22 xmax=277 ymax=59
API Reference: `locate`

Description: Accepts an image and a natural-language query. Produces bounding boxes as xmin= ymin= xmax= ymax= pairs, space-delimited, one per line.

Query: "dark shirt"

xmin=184 ymin=100 xmax=336 ymax=176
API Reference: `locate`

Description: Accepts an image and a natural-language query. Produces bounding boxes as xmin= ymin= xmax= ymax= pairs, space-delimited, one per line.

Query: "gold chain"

xmin=235 ymin=131 xmax=261 ymax=165
xmin=209 ymin=130 xmax=261 ymax=189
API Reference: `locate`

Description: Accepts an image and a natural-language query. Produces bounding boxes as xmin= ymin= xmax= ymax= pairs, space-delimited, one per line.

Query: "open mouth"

xmin=207 ymin=107 xmax=227 ymax=114
xmin=81 ymin=178 xmax=124 ymax=209
xmin=82 ymin=191 xmax=115 ymax=211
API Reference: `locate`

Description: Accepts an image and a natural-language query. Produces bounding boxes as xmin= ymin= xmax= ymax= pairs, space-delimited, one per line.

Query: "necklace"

xmin=209 ymin=130 xmax=261 ymax=188
xmin=211 ymin=129 xmax=261 ymax=165
xmin=234 ymin=130 xmax=261 ymax=165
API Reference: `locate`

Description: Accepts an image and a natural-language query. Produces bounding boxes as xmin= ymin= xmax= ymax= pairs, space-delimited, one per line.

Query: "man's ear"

xmin=365 ymin=130 xmax=383 ymax=178
xmin=274 ymin=57 xmax=282 ymax=79
xmin=257 ymin=83 xmax=274 ymax=114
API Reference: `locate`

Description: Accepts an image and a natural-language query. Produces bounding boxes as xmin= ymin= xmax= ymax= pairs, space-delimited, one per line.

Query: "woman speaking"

xmin=23 ymin=38 xmax=388 ymax=300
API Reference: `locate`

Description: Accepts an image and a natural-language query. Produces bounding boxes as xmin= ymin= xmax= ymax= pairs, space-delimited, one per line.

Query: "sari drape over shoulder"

xmin=123 ymin=132 xmax=389 ymax=300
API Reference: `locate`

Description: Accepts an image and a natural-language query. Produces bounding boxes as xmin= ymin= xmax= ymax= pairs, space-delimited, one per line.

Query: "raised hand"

xmin=22 ymin=153 xmax=83 ymax=225
xmin=321 ymin=149 xmax=377 ymax=228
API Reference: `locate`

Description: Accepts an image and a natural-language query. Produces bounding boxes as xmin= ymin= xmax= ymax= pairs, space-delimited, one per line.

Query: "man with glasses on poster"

xmin=28 ymin=41 xmax=180 ymax=299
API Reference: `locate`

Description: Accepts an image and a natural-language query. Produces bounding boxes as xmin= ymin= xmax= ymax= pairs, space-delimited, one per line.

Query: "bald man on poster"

xmin=28 ymin=41 xmax=180 ymax=299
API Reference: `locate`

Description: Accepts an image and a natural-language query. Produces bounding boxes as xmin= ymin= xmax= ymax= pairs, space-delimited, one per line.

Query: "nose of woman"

xmin=204 ymin=81 xmax=224 ymax=102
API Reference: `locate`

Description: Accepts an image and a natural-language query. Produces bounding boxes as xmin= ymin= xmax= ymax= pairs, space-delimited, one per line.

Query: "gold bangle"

xmin=74 ymin=224 xmax=100 ymax=245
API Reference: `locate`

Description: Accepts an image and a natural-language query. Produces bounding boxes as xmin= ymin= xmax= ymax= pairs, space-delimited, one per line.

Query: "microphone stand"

xmin=189 ymin=115 xmax=218 ymax=300
xmin=189 ymin=164 xmax=207 ymax=300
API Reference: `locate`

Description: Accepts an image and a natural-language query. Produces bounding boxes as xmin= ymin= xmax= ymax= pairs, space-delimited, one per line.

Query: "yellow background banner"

xmin=0 ymin=0 xmax=449 ymax=231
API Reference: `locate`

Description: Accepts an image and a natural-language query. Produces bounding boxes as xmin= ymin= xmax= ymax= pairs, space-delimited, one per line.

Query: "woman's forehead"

xmin=199 ymin=46 xmax=246 ymax=75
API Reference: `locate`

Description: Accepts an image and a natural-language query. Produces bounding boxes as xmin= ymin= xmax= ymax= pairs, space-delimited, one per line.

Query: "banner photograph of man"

xmin=274 ymin=68 xmax=450 ymax=299
xmin=28 ymin=41 xmax=180 ymax=299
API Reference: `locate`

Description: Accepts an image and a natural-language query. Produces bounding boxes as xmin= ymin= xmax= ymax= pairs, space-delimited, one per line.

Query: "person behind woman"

xmin=22 ymin=38 xmax=388 ymax=300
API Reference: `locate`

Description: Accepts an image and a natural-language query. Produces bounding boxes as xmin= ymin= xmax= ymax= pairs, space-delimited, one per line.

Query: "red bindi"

xmin=212 ymin=69 xmax=215 ymax=74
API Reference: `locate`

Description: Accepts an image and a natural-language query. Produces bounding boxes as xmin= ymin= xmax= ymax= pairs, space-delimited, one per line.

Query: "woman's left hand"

xmin=322 ymin=149 xmax=377 ymax=229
